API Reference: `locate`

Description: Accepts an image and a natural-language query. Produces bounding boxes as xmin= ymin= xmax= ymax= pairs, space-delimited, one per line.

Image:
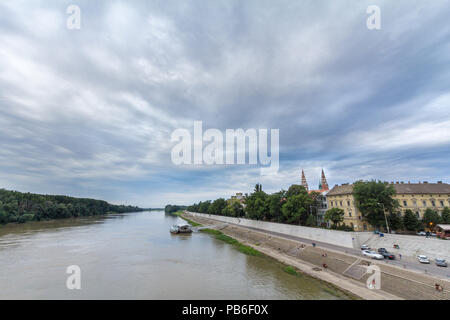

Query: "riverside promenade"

xmin=184 ymin=212 xmax=450 ymax=300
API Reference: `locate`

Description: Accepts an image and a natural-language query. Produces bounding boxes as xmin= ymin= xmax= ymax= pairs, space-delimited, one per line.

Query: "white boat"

xmin=170 ymin=224 xmax=192 ymax=234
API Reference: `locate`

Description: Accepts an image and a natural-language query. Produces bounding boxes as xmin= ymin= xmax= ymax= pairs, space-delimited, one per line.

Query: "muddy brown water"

xmin=0 ymin=211 xmax=352 ymax=299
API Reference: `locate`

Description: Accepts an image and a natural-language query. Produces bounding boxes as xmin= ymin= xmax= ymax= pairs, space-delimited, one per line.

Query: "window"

xmin=441 ymin=201 xmax=445 ymax=207
xmin=403 ymin=200 xmax=407 ymax=206
xmin=363 ymin=224 xmax=367 ymax=231
xmin=431 ymin=200 xmax=436 ymax=207
xmin=416 ymin=212 xmax=420 ymax=218
xmin=422 ymin=200 xmax=427 ymax=206
xmin=349 ymin=212 xmax=352 ymax=217
xmin=413 ymin=200 xmax=417 ymax=206
xmin=347 ymin=201 xmax=350 ymax=206
xmin=340 ymin=201 xmax=343 ymax=206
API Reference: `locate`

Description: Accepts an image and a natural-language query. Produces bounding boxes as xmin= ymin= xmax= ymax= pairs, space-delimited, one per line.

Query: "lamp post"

xmin=378 ymin=202 xmax=390 ymax=234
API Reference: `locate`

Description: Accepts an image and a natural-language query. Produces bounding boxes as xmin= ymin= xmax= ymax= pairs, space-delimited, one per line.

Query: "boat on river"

xmin=170 ymin=224 xmax=193 ymax=234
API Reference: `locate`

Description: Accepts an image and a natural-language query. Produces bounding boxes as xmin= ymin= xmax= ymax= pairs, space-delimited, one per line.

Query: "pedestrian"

xmin=312 ymin=242 xmax=316 ymax=247
xmin=399 ymin=253 xmax=402 ymax=260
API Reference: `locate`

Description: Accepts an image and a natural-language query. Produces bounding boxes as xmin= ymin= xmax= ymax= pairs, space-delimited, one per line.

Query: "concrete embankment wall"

xmin=188 ymin=212 xmax=357 ymax=249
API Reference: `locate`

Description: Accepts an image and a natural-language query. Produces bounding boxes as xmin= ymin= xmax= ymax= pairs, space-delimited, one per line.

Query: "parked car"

xmin=362 ymin=250 xmax=384 ymax=260
xmin=417 ymin=231 xmax=426 ymax=236
xmin=361 ymin=245 xmax=369 ymax=250
xmin=435 ymin=259 xmax=448 ymax=267
xmin=417 ymin=255 xmax=430 ymax=264
xmin=378 ymin=248 xmax=395 ymax=260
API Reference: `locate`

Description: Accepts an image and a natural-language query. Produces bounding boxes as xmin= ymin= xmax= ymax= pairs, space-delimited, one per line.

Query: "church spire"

xmin=301 ymin=169 xmax=309 ymax=191
xmin=321 ymin=169 xmax=329 ymax=191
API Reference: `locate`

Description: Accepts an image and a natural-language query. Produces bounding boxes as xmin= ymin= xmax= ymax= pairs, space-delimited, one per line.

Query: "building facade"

xmin=301 ymin=169 xmax=330 ymax=226
xmin=326 ymin=181 xmax=450 ymax=232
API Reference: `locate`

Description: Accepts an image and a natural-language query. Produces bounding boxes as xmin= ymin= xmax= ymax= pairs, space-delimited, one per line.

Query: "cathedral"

xmin=301 ymin=169 xmax=329 ymax=194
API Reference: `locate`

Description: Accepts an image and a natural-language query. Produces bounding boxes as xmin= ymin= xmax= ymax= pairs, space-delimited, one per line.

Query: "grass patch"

xmin=200 ymin=228 xmax=262 ymax=256
xmin=283 ymin=265 xmax=298 ymax=276
xmin=172 ymin=211 xmax=203 ymax=227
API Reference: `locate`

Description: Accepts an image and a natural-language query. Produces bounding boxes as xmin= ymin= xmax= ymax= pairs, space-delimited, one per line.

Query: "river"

xmin=0 ymin=211 xmax=352 ymax=299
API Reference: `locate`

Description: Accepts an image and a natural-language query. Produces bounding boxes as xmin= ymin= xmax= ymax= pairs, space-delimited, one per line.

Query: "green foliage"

xmin=0 ymin=188 xmax=142 ymax=225
xmin=387 ymin=212 xmax=403 ymax=231
xmin=164 ymin=205 xmax=187 ymax=213
xmin=306 ymin=214 xmax=317 ymax=227
xmin=265 ymin=191 xmax=285 ymax=222
xmin=245 ymin=191 xmax=269 ymax=220
xmin=285 ymin=184 xmax=308 ymax=198
xmin=403 ymin=209 xmax=420 ymax=231
xmin=422 ymin=208 xmax=442 ymax=229
xmin=200 ymin=229 xmax=262 ymax=256
xmin=353 ymin=180 xmax=398 ymax=229
xmin=283 ymin=265 xmax=298 ymax=276
xmin=281 ymin=193 xmax=311 ymax=225
xmin=208 ymin=198 xmax=227 ymax=215
xmin=442 ymin=207 xmax=450 ymax=224
xmin=324 ymin=207 xmax=345 ymax=226
xmin=222 ymin=200 xmax=244 ymax=217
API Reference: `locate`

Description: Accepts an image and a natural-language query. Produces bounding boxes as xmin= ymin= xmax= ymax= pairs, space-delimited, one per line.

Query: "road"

xmin=213 ymin=220 xmax=450 ymax=280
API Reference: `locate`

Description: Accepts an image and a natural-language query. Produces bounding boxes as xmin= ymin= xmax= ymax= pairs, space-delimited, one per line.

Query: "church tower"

xmin=301 ymin=169 xmax=309 ymax=191
xmin=321 ymin=169 xmax=329 ymax=191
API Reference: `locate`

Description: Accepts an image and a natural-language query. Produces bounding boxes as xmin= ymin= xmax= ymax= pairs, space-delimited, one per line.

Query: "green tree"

xmin=198 ymin=201 xmax=212 ymax=213
xmin=422 ymin=208 xmax=442 ymax=229
xmin=265 ymin=191 xmax=285 ymax=222
xmin=245 ymin=191 xmax=268 ymax=220
xmin=442 ymin=207 xmax=450 ymax=224
xmin=286 ymin=184 xmax=308 ymax=198
xmin=306 ymin=214 xmax=317 ymax=227
xmin=353 ymin=180 xmax=398 ymax=230
xmin=387 ymin=212 xmax=403 ymax=231
xmin=403 ymin=209 xmax=420 ymax=231
xmin=254 ymin=183 xmax=263 ymax=192
xmin=222 ymin=200 xmax=244 ymax=217
xmin=324 ymin=207 xmax=345 ymax=227
xmin=208 ymin=198 xmax=227 ymax=215
xmin=281 ymin=193 xmax=312 ymax=225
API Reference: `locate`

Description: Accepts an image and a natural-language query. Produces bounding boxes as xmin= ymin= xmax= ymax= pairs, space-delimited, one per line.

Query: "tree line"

xmin=0 ymin=188 xmax=143 ymax=224
xmin=186 ymin=184 xmax=354 ymax=231
xmin=184 ymin=180 xmax=450 ymax=233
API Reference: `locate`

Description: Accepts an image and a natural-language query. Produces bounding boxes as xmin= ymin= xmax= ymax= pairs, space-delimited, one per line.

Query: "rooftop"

xmin=327 ymin=182 xmax=450 ymax=196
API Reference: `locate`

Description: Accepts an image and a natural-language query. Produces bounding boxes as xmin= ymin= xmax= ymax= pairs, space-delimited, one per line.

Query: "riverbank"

xmin=175 ymin=211 xmax=357 ymax=299
xmin=182 ymin=212 xmax=450 ymax=300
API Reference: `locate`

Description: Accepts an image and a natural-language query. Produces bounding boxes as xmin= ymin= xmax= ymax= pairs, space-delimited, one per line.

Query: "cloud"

xmin=0 ymin=0 xmax=449 ymax=207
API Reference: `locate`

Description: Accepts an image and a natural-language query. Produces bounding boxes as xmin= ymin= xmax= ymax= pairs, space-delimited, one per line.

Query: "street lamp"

xmin=378 ymin=202 xmax=390 ymax=234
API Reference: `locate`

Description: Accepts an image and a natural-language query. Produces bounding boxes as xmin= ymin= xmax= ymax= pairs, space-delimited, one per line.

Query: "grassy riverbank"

xmin=200 ymin=228 xmax=262 ymax=256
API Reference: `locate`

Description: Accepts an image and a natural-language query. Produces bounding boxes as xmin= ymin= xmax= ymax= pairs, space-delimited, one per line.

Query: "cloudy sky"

xmin=0 ymin=0 xmax=449 ymax=207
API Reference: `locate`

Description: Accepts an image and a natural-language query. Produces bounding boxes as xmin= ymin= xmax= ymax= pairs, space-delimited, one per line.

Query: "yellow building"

xmin=326 ymin=181 xmax=450 ymax=232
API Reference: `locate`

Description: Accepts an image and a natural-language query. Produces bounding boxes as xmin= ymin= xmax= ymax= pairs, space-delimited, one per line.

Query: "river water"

xmin=0 ymin=211 xmax=352 ymax=299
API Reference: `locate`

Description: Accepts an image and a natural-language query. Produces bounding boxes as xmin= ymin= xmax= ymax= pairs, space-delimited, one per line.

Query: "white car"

xmin=361 ymin=245 xmax=369 ymax=250
xmin=417 ymin=255 xmax=430 ymax=264
xmin=362 ymin=250 xmax=384 ymax=260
